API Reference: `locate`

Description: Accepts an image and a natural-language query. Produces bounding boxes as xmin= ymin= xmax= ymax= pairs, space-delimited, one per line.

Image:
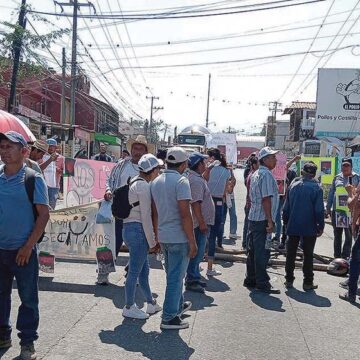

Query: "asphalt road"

xmin=1 ymin=169 xmax=359 ymax=360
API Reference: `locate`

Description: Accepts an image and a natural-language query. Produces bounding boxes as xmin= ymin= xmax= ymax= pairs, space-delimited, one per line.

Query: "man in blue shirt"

xmin=0 ymin=131 xmax=49 ymax=360
xmin=283 ymin=162 xmax=324 ymax=291
xmin=326 ymin=158 xmax=360 ymax=259
xmin=151 ymin=147 xmax=197 ymax=330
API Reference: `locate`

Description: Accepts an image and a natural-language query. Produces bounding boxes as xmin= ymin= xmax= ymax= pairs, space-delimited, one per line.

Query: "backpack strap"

xmin=24 ymin=167 xmax=39 ymax=218
xmin=128 ymin=177 xmax=146 ymax=208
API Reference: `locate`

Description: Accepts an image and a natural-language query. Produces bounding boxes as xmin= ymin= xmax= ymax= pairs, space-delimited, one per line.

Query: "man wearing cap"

xmin=185 ymin=152 xmax=215 ymax=293
xmin=326 ymin=157 xmax=360 ymax=259
xmin=101 ymin=135 xmax=148 ymax=285
xmin=26 ymin=140 xmax=49 ymax=174
xmin=244 ymin=146 xmax=280 ymax=294
xmin=0 ymin=131 xmax=49 ymax=360
xmin=283 ymin=162 xmax=325 ymax=290
xmin=151 ymin=147 xmax=197 ymax=330
xmin=94 ymin=143 xmax=112 ymax=162
xmin=40 ymin=139 xmax=64 ymax=210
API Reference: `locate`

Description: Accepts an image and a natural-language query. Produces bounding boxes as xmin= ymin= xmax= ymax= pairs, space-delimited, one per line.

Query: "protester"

xmin=223 ymin=165 xmax=238 ymax=240
xmin=121 ymin=149 xmax=130 ymax=159
xmin=0 ymin=131 xmax=49 ymax=360
xmin=26 ymin=140 xmax=49 ymax=174
xmin=339 ymin=183 xmax=360 ymax=303
xmin=244 ymin=146 xmax=280 ymax=294
xmin=151 ymin=147 xmax=197 ymax=330
xmin=94 ymin=143 xmax=113 ymax=162
xmin=243 ymin=152 xmax=257 ymax=183
xmin=326 ymin=158 xmax=360 ymax=259
xmin=186 ymin=152 xmax=215 ymax=293
xmin=122 ymin=154 xmax=162 ymax=319
xmin=243 ymin=156 xmax=259 ymax=249
xmin=101 ymin=135 xmax=148 ymax=285
xmin=40 ymin=139 xmax=64 ymax=210
xmin=283 ymin=162 xmax=325 ymax=290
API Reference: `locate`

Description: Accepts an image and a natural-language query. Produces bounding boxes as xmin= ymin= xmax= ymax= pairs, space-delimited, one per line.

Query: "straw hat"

xmin=32 ymin=139 xmax=49 ymax=153
xmin=126 ymin=135 xmax=155 ymax=154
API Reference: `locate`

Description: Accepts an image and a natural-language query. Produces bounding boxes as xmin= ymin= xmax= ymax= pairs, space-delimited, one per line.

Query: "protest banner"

xmin=335 ymin=187 xmax=350 ymax=215
xmin=64 ymin=158 xmax=115 ymax=207
xmin=39 ymin=202 xmax=115 ymax=261
xmin=205 ymin=133 xmax=237 ymax=164
xmin=272 ymin=152 xmax=287 ymax=195
xmin=301 ymin=156 xmax=336 ymax=185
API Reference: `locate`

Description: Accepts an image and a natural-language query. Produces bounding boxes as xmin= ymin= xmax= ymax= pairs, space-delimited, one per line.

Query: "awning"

xmin=95 ymin=133 xmax=121 ymax=145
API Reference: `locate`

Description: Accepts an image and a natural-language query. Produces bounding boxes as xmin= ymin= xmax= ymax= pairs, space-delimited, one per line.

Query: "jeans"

xmin=245 ymin=220 xmax=271 ymax=288
xmin=208 ymin=199 xmax=224 ymax=256
xmin=223 ymin=198 xmax=238 ymax=235
xmin=348 ymin=234 xmax=360 ymax=297
xmin=275 ymin=197 xmax=284 ymax=240
xmin=160 ymin=242 xmax=189 ymax=322
xmin=123 ymin=222 xmax=153 ymax=306
xmin=47 ymin=187 xmax=59 ymax=210
xmin=115 ymin=218 xmax=124 ymax=256
xmin=242 ymin=207 xmax=250 ymax=249
xmin=0 ymin=248 xmax=39 ymax=345
xmin=331 ymin=211 xmax=352 ymax=258
xmin=285 ymin=235 xmax=317 ymax=284
xmin=186 ymin=227 xmax=207 ymax=284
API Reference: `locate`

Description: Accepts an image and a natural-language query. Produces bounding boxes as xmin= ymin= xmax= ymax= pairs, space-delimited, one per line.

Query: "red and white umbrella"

xmin=0 ymin=109 xmax=36 ymax=142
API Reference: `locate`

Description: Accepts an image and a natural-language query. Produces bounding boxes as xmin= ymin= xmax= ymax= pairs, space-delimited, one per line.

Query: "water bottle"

xmin=265 ymin=233 xmax=272 ymax=250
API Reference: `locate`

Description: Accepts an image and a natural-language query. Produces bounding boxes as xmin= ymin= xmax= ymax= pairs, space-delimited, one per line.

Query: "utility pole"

xmin=8 ymin=0 xmax=27 ymax=113
xmin=205 ymin=73 xmax=211 ymax=128
xmin=60 ymin=47 xmax=66 ymax=154
xmin=146 ymin=95 xmax=163 ymax=143
xmin=267 ymin=101 xmax=283 ymax=146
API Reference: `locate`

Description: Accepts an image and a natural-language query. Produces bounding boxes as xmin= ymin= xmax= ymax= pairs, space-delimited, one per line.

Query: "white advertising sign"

xmin=315 ymin=68 xmax=360 ymax=138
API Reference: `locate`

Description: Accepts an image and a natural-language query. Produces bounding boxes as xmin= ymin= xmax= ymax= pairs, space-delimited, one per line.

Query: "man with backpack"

xmin=100 ymin=135 xmax=148 ymax=285
xmin=0 ymin=131 xmax=49 ymax=360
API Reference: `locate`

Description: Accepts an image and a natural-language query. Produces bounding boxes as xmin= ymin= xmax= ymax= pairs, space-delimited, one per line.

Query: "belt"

xmin=212 ymin=197 xmax=223 ymax=202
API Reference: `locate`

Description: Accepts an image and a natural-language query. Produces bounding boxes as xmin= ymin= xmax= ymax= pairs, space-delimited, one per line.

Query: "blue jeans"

xmin=160 ymin=243 xmax=189 ymax=322
xmin=245 ymin=220 xmax=271 ymax=288
xmin=242 ymin=207 xmax=250 ymax=249
xmin=115 ymin=218 xmax=124 ymax=256
xmin=223 ymin=198 xmax=238 ymax=235
xmin=186 ymin=227 xmax=207 ymax=284
xmin=47 ymin=187 xmax=59 ymax=210
xmin=0 ymin=248 xmax=39 ymax=345
xmin=208 ymin=200 xmax=224 ymax=257
xmin=275 ymin=197 xmax=284 ymax=240
xmin=123 ymin=222 xmax=153 ymax=306
xmin=348 ymin=234 xmax=360 ymax=297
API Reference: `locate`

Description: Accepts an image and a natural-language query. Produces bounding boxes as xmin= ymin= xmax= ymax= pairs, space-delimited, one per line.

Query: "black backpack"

xmin=24 ymin=167 xmax=45 ymax=243
xmin=111 ymin=177 xmax=144 ymax=220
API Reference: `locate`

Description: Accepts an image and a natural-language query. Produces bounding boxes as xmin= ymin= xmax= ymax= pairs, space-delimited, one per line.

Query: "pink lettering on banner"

xmin=272 ymin=152 xmax=287 ymax=196
xmin=65 ymin=158 xmax=115 ymax=207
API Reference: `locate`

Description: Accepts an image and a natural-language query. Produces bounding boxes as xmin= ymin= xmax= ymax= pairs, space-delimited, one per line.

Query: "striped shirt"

xmin=106 ymin=158 xmax=139 ymax=192
xmin=248 ymin=165 xmax=279 ymax=222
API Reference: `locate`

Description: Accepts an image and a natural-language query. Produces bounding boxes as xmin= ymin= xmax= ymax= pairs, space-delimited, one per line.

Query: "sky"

xmin=1 ymin=0 xmax=360 ymax=138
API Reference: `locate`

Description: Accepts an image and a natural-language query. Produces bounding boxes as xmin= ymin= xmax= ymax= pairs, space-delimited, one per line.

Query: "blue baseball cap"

xmin=188 ymin=152 xmax=208 ymax=169
xmin=46 ymin=138 xmax=57 ymax=146
xmin=0 ymin=131 xmax=27 ymax=147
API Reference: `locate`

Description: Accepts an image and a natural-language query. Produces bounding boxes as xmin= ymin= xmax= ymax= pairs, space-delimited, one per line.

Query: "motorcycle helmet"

xmin=327 ymin=258 xmax=349 ymax=276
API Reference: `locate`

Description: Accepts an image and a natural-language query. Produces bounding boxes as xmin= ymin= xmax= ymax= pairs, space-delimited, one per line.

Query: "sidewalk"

xmin=1 ymin=170 xmax=359 ymax=360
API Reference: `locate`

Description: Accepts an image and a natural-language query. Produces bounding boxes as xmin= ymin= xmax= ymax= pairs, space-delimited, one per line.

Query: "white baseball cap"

xmin=258 ymin=146 xmax=279 ymax=160
xmin=138 ymin=154 xmax=163 ymax=173
xmin=166 ymin=147 xmax=189 ymax=164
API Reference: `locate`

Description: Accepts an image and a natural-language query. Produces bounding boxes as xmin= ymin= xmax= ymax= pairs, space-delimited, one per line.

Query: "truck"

xmin=175 ymin=124 xmax=211 ymax=153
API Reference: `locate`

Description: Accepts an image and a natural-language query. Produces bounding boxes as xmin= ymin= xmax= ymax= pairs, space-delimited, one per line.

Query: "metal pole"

xmin=8 ymin=0 xmax=27 ymax=113
xmin=205 ymin=73 xmax=211 ymax=128
xmin=60 ymin=47 xmax=66 ymax=154
xmin=149 ymin=96 xmax=154 ymax=142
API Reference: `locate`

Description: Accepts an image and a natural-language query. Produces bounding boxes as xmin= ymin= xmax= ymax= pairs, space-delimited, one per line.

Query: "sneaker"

xmin=185 ymin=283 xmax=205 ymax=293
xmin=160 ymin=316 xmax=189 ymax=330
xmin=339 ymin=279 xmax=349 ymax=289
xmin=144 ymin=301 xmax=162 ymax=315
xmin=179 ymin=301 xmax=192 ymax=317
xmin=303 ymin=283 xmax=318 ymax=291
xmin=256 ymin=286 xmax=281 ymax=294
xmin=0 ymin=338 xmax=12 ymax=349
xmin=229 ymin=233 xmax=238 ymax=240
xmin=339 ymin=292 xmax=356 ymax=304
xmin=284 ymin=281 xmax=294 ymax=289
xmin=20 ymin=343 xmax=37 ymax=360
xmin=207 ymin=268 xmax=222 ymax=276
xmin=96 ymin=273 xmax=109 ymax=285
xmin=122 ymin=304 xmax=149 ymax=319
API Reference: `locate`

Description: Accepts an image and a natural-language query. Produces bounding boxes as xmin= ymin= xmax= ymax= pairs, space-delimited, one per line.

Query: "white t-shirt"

xmin=42 ymin=154 xmax=57 ymax=188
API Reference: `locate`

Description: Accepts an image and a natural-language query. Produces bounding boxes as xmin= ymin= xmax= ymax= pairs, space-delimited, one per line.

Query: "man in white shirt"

xmin=100 ymin=135 xmax=148 ymax=285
